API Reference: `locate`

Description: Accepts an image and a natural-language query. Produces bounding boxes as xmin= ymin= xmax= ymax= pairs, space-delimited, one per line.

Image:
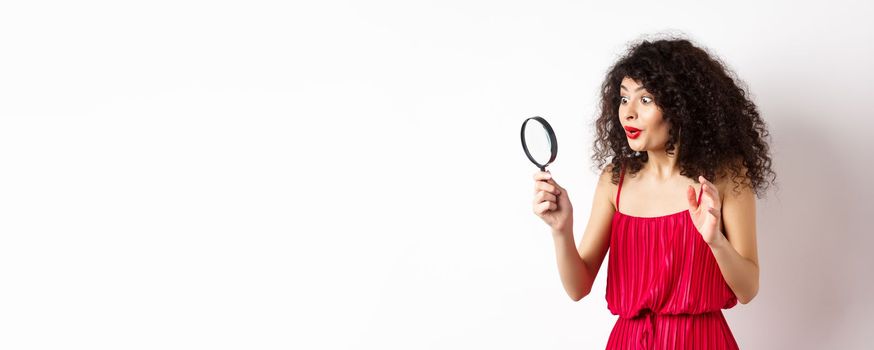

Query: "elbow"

xmin=570 ymin=288 xmax=591 ymax=302
xmin=738 ymin=287 xmax=759 ymax=305
xmin=739 ymin=264 xmax=760 ymax=305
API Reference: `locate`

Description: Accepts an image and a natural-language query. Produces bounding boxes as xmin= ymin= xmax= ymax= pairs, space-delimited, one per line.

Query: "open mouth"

xmin=624 ymin=126 xmax=642 ymax=139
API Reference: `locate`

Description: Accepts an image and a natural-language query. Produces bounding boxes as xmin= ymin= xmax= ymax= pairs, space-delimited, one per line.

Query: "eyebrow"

xmin=620 ymin=84 xmax=646 ymax=92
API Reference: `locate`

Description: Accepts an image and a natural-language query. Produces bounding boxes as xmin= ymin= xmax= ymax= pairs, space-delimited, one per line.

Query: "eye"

xmin=620 ymin=96 xmax=628 ymax=104
xmin=642 ymin=96 xmax=653 ymax=104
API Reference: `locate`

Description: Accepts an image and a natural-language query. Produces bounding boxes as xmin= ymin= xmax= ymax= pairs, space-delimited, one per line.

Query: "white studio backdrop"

xmin=1 ymin=1 xmax=873 ymax=349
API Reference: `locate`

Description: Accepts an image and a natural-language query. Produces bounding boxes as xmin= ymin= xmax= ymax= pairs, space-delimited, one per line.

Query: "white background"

xmin=2 ymin=1 xmax=873 ymax=349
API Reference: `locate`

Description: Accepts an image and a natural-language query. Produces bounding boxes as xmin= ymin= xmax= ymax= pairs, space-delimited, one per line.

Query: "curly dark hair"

xmin=591 ymin=36 xmax=776 ymax=198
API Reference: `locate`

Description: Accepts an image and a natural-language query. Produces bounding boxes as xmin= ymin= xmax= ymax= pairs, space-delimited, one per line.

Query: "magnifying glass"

xmin=520 ymin=116 xmax=558 ymax=171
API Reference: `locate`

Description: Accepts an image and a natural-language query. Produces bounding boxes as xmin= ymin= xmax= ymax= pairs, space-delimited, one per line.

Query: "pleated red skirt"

xmin=605 ymin=167 xmax=739 ymax=349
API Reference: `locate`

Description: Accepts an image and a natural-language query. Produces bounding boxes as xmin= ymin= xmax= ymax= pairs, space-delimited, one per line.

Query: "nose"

xmin=620 ymin=97 xmax=639 ymax=122
xmin=623 ymin=101 xmax=638 ymax=121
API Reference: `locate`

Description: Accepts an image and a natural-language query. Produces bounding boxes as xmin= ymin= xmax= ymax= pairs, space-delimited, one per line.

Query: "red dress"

xmin=605 ymin=167 xmax=739 ymax=349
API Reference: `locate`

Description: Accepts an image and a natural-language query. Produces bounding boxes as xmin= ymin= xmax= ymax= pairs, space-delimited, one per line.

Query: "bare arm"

xmin=552 ymin=166 xmax=615 ymax=301
xmin=707 ymin=174 xmax=760 ymax=304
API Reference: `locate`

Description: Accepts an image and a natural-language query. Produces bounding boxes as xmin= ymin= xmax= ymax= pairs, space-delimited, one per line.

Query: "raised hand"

xmin=532 ymin=171 xmax=574 ymax=235
xmin=686 ymin=176 xmax=724 ymax=246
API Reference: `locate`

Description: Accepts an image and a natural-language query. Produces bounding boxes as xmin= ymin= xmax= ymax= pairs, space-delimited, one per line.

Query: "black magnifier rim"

xmin=520 ymin=116 xmax=558 ymax=171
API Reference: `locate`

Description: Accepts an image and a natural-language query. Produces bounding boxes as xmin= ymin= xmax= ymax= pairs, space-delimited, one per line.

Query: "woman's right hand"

xmin=532 ymin=170 xmax=573 ymax=234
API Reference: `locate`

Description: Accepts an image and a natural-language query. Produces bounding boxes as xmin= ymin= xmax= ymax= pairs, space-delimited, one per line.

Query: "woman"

xmin=532 ymin=37 xmax=776 ymax=349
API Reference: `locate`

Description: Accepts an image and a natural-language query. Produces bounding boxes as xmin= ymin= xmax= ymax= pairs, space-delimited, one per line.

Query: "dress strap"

xmin=616 ymin=165 xmax=625 ymax=212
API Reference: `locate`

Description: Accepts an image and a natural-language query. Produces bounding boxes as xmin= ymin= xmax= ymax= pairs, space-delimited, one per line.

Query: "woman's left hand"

xmin=687 ymin=176 xmax=724 ymax=246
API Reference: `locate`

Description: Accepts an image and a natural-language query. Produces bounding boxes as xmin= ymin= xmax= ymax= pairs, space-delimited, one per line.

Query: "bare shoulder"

xmin=598 ymin=163 xmax=617 ymax=183
xmin=715 ymin=158 xmax=754 ymax=198
xmin=717 ymin=159 xmax=759 ymax=268
xmin=596 ymin=163 xmax=618 ymax=211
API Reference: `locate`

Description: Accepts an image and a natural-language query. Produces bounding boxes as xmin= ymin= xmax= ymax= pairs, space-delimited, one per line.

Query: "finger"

xmin=548 ymin=201 xmax=557 ymax=211
xmin=534 ymin=201 xmax=545 ymax=214
xmin=701 ymin=183 xmax=720 ymax=203
xmin=534 ymin=181 xmax=557 ymax=194
xmin=535 ymin=190 xmax=558 ymax=204
xmin=707 ymin=206 xmax=721 ymax=219
xmin=698 ymin=176 xmax=718 ymax=191
xmin=549 ymin=178 xmax=563 ymax=193
xmin=533 ymin=171 xmax=552 ymax=181
xmin=547 ymin=176 xmax=564 ymax=190
xmin=535 ymin=200 xmax=556 ymax=214
xmin=534 ymin=180 xmax=552 ymax=194
xmin=534 ymin=181 xmax=560 ymax=195
xmin=702 ymin=183 xmax=719 ymax=199
xmin=686 ymin=185 xmax=699 ymax=210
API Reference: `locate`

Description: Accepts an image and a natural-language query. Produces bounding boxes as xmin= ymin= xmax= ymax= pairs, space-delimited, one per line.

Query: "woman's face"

xmin=618 ymin=77 xmax=671 ymax=153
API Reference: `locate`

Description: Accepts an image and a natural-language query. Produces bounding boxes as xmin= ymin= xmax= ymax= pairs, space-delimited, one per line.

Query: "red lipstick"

xmin=624 ymin=126 xmax=642 ymax=139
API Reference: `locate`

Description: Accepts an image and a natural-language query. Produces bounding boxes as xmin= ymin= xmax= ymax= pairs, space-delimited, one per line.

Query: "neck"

xmin=643 ymin=147 xmax=680 ymax=181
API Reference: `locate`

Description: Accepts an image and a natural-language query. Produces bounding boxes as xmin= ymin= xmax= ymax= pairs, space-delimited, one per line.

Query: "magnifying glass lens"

xmin=524 ymin=123 xmax=552 ymax=165
xmin=520 ymin=116 xmax=558 ymax=171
